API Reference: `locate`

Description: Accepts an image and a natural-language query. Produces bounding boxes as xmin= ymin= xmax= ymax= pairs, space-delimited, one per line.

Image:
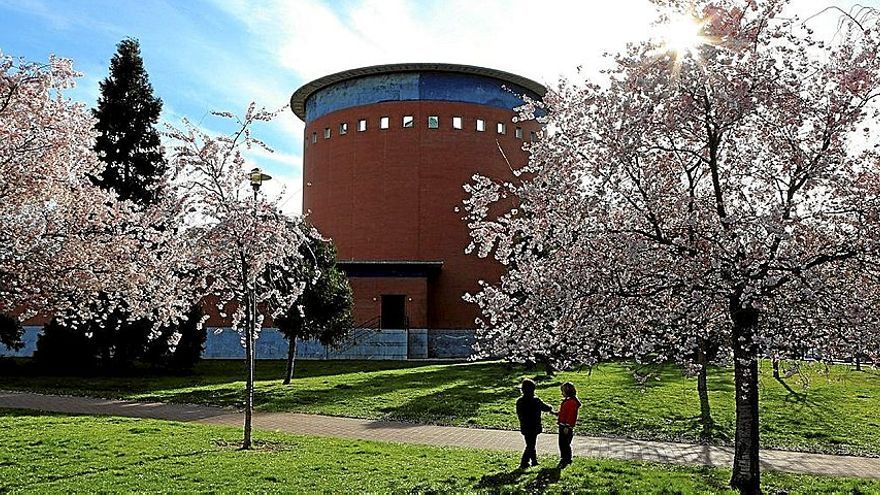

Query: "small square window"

xmin=312 ymin=132 xmax=317 ymax=143
xmin=324 ymin=128 xmax=331 ymax=139
xmin=380 ymin=116 xmax=389 ymax=129
xmin=358 ymin=119 xmax=367 ymax=132
xmin=497 ymin=122 xmax=506 ymax=135
xmin=403 ymin=115 xmax=414 ymax=128
xmin=427 ymin=115 xmax=439 ymax=128
xmin=515 ymin=127 xmax=523 ymax=139
xmin=529 ymin=131 xmax=538 ymax=141
xmin=339 ymin=123 xmax=348 ymax=135
xmin=452 ymin=116 xmax=462 ymax=129
xmin=476 ymin=119 xmax=485 ymax=132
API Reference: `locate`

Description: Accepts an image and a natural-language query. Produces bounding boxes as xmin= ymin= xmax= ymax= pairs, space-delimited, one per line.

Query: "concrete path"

xmin=2 ymin=390 xmax=879 ymax=480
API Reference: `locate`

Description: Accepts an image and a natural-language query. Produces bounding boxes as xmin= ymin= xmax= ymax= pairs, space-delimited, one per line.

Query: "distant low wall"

xmin=296 ymin=329 xmax=408 ymax=360
xmin=202 ymin=328 xmax=289 ymax=360
xmin=428 ymin=329 xmax=476 ymax=359
xmin=200 ymin=328 xmax=411 ymax=360
xmin=1 ymin=327 xmax=475 ymax=360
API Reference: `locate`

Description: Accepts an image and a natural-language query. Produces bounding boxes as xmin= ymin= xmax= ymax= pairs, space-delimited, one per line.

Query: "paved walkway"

xmin=2 ymin=390 xmax=879 ymax=480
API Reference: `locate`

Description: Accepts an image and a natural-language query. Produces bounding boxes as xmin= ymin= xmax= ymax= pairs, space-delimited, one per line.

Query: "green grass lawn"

xmin=1 ymin=409 xmax=877 ymax=494
xmin=3 ymin=358 xmax=880 ymax=456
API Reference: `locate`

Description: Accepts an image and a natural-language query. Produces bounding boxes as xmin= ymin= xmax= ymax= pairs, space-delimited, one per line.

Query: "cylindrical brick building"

xmin=291 ymin=63 xmax=545 ymax=358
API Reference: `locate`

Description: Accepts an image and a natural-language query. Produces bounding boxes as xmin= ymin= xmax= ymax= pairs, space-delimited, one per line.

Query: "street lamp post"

xmin=242 ymin=167 xmax=271 ymax=449
xmin=249 ymin=167 xmax=272 ymax=199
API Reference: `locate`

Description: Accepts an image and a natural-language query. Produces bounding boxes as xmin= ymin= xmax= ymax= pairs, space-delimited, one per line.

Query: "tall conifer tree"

xmin=37 ymin=38 xmax=175 ymax=372
xmin=92 ymin=38 xmax=165 ymax=205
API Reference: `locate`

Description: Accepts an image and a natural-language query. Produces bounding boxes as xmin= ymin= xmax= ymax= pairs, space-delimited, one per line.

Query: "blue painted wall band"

xmin=305 ymin=72 xmax=538 ymax=123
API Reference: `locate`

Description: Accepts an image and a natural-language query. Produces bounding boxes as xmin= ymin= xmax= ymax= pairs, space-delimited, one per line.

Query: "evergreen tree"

xmin=35 ymin=304 xmax=206 ymax=372
xmin=276 ymin=233 xmax=354 ymax=384
xmin=0 ymin=313 xmax=24 ymax=352
xmin=143 ymin=305 xmax=207 ymax=371
xmin=92 ymin=38 xmax=165 ymax=205
xmin=34 ymin=38 xmax=176 ymax=372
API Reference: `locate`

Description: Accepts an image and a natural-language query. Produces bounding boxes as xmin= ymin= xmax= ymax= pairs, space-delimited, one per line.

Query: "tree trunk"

xmin=730 ymin=302 xmax=760 ymax=495
xmin=696 ymin=343 xmax=713 ymax=443
xmin=242 ymin=291 xmax=255 ymax=450
xmin=283 ymin=337 xmax=297 ymax=385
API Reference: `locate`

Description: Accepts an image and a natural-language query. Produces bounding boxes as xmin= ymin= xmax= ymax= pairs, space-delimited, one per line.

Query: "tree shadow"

xmin=476 ymin=468 xmax=526 ymax=490
xmin=246 ymin=361 xmax=521 ymax=418
xmin=371 ymin=381 xmax=491 ymax=425
xmin=47 ymin=359 xmax=489 ymax=414
xmin=620 ymin=363 xmax=736 ymax=394
xmin=772 ymin=374 xmax=807 ymax=400
xmin=1 ymin=359 xmax=459 ymax=398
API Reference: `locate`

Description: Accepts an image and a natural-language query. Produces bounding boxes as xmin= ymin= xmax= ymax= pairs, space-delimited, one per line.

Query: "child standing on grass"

xmin=515 ymin=378 xmax=555 ymax=469
xmin=556 ymin=381 xmax=581 ymax=468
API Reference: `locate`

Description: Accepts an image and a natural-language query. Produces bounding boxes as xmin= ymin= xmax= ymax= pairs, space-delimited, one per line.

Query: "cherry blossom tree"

xmin=464 ymin=2 xmax=880 ymax=493
xmin=3 ymin=51 xmax=312 ymax=449
xmin=165 ymin=106 xmax=310 ymax=449
xmin=0 ymin=53 xmax=194 ymax=331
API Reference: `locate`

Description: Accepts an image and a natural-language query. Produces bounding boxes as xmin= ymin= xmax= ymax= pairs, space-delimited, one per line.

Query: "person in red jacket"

xmin=556 ymin=381 xmax=581 ymax=468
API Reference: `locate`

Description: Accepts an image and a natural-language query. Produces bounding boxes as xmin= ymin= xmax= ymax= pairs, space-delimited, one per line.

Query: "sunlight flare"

xmin=659 ymin=14 xmax=708 ymax=58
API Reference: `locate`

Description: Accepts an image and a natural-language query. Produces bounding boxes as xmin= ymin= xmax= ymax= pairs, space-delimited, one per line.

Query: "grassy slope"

xmin=1 ymin=410 xmax=878 ymax=494
xmin=3 ymin=359 xmax=880 ymax=456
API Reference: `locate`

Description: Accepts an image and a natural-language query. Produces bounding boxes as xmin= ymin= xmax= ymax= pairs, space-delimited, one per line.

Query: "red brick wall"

xmin=347 ymin=277 xmax=428 ymax=328
xmin=303 ymin=101 xmax=537 ymax=329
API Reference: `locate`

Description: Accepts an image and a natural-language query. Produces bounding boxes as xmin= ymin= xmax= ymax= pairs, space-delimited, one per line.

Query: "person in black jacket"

xmin=516 ymin=378 xmax=556 ymax=469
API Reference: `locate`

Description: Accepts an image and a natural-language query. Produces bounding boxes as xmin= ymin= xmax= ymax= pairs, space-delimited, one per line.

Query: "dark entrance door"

xmin=381 ymin=295 xmax=407 ymax=329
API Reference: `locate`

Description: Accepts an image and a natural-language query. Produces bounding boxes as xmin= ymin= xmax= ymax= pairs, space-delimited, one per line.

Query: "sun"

xmin=659 ymin=14 xmax=707 ymax=58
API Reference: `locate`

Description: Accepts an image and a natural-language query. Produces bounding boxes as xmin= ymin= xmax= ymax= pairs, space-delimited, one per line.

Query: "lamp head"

xmin=249 ymin=167 xmax=272 ymax=191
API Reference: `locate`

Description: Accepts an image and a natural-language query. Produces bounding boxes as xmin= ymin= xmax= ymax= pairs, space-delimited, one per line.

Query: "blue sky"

xmin=1 ymin=0 xmax=869 ymax=214
xmin=1 ymin=0 xmax=320 ymax=213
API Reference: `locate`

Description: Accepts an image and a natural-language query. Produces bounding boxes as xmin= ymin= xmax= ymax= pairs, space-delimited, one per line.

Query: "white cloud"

xmin=197 ymin=0 xmax=874 ymax=219
xmin=214 ymin=0 xmax=658 ymax=86
xmin=244 ymin=145 xmax=302 ymax=170
xmin=211 ymin=0 xmax=875 ymax=89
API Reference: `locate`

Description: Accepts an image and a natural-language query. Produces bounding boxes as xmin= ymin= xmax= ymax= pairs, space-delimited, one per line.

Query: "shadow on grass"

xmin=0 ymin=359 xmax=468 ymax=400
xmin=10 ymin=357 xmax=877 ymax=456
xmin=476 ymin=466 xmax=563 ymax=494
xmin=476 ymin=468 xmax=527 ymax=490
xmin=153 ymin=361 xmax=519 ymax=418
xmin=525 ymin=467 xmax=562 ymax=493
xmin=618 ymin=363 xmax=736 ymax=394
xmin=761 ymin=376 xmax=833 ymax=416
xmin=372 ymin=381 xmax=492 ymax=425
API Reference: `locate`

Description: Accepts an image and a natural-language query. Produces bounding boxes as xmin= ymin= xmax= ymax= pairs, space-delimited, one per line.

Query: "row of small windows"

xmin=309 ymin=116 xmax=535 ymax=143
